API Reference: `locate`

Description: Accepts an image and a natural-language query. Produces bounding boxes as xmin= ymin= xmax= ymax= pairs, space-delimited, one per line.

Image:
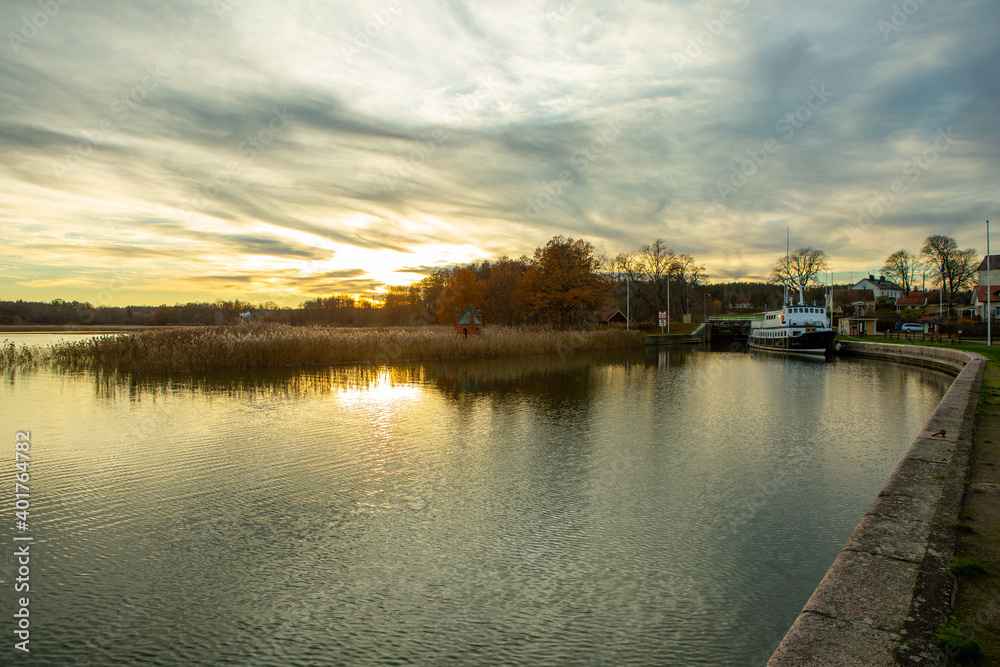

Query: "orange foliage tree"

xmin=517 ymin=236 xmax=611 ymax=329
xmin=435 ymin=268 xmax=486 ymax=326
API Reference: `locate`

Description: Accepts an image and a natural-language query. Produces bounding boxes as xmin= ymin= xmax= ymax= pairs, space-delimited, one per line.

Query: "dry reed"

xmin=42 ymin=324 xmax=645 ymax=374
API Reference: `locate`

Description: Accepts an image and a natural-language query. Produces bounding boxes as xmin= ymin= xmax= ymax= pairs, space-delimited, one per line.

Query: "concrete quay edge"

xmin=767 ymin=341 xmax=987 ymax=666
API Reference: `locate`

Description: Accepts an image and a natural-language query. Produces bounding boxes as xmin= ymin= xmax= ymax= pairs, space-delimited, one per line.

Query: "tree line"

xmin=309 ymin=236 xmax=707 ymax=328
xmin=760 ymin=233 xmax=978 ymax=302
xmin=3 ymin=236 xmax=708 ymax=329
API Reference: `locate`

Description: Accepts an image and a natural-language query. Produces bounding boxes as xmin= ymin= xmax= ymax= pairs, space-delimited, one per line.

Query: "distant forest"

xmin=1 ymin=236 xmax=840 ymax=328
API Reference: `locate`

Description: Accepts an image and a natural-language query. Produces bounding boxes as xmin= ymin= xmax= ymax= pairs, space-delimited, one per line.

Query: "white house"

xmin=978 ymin=255 xmax=1000 ymax=287
xmin=852 ymin=274 xmax=904 ymax=300
xmin=973 ymin=285 xmax=1000 ymax=321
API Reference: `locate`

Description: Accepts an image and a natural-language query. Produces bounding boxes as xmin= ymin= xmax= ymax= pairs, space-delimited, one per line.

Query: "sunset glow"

xmin=1 ymin=0 xmax=996 ymax=306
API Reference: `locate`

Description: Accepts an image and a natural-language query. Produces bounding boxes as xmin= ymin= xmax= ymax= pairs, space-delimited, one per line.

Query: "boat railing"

xmin=705 ymin=314 xmax=765 ymax=322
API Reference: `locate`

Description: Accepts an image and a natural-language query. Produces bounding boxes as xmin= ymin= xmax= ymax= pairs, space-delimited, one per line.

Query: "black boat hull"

xmin=747 ymin=330 xmax=836 ymax=356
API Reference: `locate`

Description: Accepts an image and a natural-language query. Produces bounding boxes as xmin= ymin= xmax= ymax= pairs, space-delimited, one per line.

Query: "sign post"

xmin=658 ymin=310 xmax=667 ymax=333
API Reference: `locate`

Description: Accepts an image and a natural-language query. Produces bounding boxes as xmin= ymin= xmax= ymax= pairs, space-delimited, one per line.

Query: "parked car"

xmin=900 ymin=323 xmax=923 ymax=332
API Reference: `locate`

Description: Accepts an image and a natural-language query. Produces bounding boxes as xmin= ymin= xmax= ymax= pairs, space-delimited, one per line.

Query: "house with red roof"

xmin=973 ymin=285 xmax=1000 ymax=321
xmin=895 ymin=291 xmax=928 ymax=313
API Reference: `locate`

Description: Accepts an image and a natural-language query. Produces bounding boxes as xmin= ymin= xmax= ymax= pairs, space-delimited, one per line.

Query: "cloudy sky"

xmin=1 ymin=0 xmax=996 ymax=306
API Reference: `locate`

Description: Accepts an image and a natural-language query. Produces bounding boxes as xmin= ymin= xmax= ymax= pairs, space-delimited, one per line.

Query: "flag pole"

xmin=988 ymin=220 xmax=992 ymax=347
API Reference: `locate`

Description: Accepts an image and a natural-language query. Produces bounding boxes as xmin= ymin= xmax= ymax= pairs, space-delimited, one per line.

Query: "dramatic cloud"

xmin=0 ymin=0 xmax=996 ymax=305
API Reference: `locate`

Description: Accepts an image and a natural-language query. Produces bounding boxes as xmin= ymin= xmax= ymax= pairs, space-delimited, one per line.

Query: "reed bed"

xmin=2 ymin=340 xmax=43 ymax=370
xmin=44 ymin=324 xmax=646 ymax=374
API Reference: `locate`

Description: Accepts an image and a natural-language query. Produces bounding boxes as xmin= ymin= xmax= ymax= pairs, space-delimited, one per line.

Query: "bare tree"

xmin=951 ymin=248 xmax=979 ymax=292
xmin=880 ymin=249 xmax=918 ymax=294
xmin=636 ymin=239 xmax=677 ymax=315
xmin=920 ymin=235 xmax=978 ymax=294
xmin=672 ymin=253 xmax=708 ymax=314
xmin=770 ymin=248 xmax=828 ymax=302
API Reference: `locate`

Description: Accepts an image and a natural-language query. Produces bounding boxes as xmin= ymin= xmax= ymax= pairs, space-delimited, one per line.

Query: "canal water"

xmin=0 ymin=348 xmax=951 ymax=665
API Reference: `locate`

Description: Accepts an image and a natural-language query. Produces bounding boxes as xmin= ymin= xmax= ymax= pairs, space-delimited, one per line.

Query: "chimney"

xmin=868 ymin=274 xmax=874 ymax=280
xmin=879 ymin=275 xmax=885 ymax=281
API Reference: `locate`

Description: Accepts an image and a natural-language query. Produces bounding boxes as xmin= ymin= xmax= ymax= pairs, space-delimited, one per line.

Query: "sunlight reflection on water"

xmin=0 ymin=348 xmax=952 ymax=665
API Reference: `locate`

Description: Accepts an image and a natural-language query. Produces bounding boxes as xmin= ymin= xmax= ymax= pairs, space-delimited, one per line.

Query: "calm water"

xmin=0 ymin=348 xmax=951 ymax=665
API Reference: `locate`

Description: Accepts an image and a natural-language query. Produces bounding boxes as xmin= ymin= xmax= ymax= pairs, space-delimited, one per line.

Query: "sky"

xmin=1 ymin=0 xmax=997 ymax=307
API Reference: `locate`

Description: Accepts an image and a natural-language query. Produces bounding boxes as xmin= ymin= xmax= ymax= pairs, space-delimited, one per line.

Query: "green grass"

xmin=949 ymin=557 xmax=988 ymax=576
xmin=936 ymin=620 xmax=983 ymax=659
xmin=3 ymin=324 xmax=647 ymax=374
xmin=952 ymin=521 xmax=978 ymax=534
xmin=837 ymin=334 xmax=1000 ymax=364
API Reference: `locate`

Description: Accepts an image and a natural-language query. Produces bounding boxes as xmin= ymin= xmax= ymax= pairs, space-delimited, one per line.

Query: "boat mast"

xmin=784 ymin=226 xmax=789 ymax=307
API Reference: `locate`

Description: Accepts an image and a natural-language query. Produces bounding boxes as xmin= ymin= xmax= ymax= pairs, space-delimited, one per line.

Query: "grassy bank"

xmin=16 ymin=324 xmax=646 ymax=374
xmin=948 ymin=361 xmax=1000 ymax=664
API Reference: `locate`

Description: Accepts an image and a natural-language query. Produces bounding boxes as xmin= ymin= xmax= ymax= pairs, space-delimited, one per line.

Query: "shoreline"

xmin=0 ymin=324 xmax=189 ymax=332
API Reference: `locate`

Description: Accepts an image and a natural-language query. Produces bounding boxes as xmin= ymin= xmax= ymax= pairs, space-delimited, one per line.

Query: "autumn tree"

xmin=880 ymin=249 xmax=919 ymax=294
xmin=435 ymin=268 xmax=486 ymax=326
xmin=517 ymin=236 xmax=611 ymax=328
xmin=482 ymin=256 xmax=528 ymax=326
xmin=770 ymin=248 xmax=828 ymax=302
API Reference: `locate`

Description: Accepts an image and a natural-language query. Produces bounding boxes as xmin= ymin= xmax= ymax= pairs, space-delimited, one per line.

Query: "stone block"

xmin=865 ymin=493 xmax=937 ymax=524
xmin=802 ymin=550 xmax=920 ymax=630
xmin=844 ymin=513 xmax=930 ymax=563
xmin=767 ymin=613 xmax=899 ymax=667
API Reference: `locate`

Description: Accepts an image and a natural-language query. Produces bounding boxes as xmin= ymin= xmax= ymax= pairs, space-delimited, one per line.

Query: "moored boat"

xmin=748 ymin=301 xmax=835 ymax=356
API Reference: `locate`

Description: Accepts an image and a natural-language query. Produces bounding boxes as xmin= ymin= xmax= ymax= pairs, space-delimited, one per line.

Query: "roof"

xmin=896 ymin=293 xmax=928 ymax=306
xmin=973 ymin=285 xmax=1000 ymax=303
xmin=834 ymin=289 xmax=875 ymax=302
xmin=456 ymin=305 xmax=482 ymax=325
xmin=853 ymin=276 xmax=903 ymax=291
xmin=977 ymin=254 xmax=1000 ymax=271
xmin=599 ymin=309 xmax=627 ymax=322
